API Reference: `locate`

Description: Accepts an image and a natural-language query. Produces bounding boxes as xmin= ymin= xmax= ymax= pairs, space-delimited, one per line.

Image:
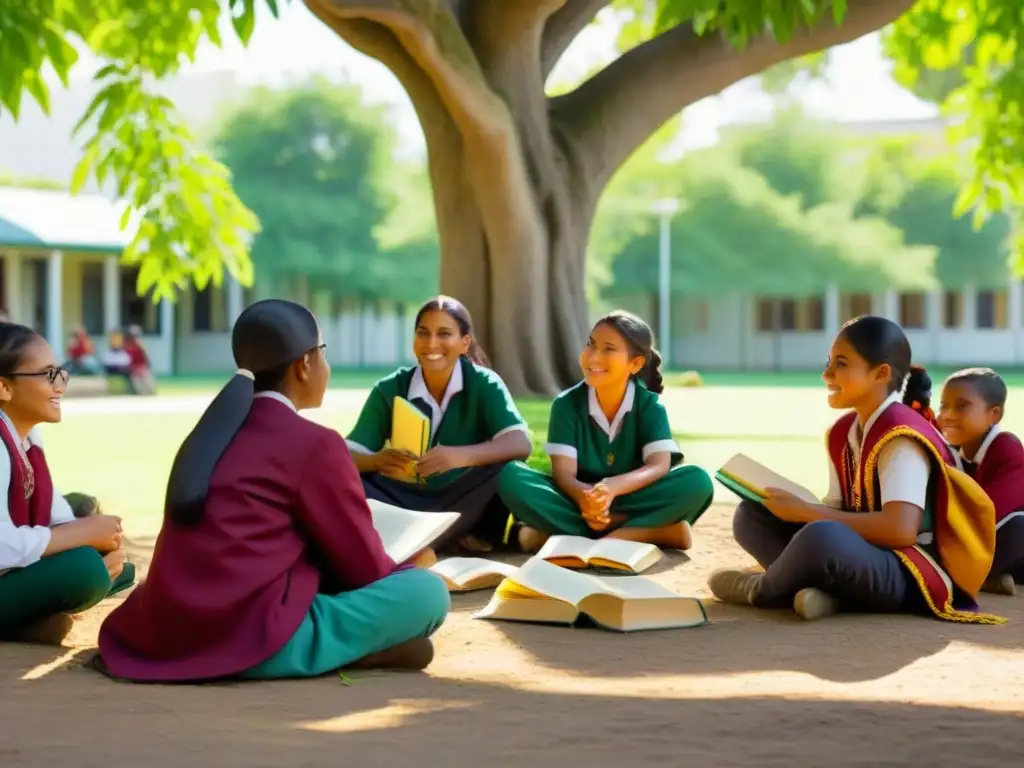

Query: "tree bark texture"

xmin=304 ymin=0 xmax=917 ymax=395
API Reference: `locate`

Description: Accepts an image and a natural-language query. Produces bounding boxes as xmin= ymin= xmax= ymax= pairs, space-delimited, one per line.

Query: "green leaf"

xmin=232 ymin=0 xmax=257 ymax=44
xmin=71 ymin=142 xmax=101 ymax=194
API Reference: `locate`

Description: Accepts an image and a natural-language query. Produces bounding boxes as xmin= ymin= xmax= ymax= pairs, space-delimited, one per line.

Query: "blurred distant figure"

xmin=66 ymin=326 xmax=102 ymax=375
xmin=123 ymin=325 xmax=156 ymax=395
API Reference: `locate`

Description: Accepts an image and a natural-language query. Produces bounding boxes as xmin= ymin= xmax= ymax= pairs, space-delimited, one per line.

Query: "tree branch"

xmin=541 ymin=0 xmax=610 ymax=79
xmin=553 ymin=0 xmax=918 ymax=194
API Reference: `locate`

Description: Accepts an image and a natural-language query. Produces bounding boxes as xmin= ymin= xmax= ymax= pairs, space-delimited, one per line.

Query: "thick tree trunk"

xmin=304 ymin=0 xmax=916 ymax=395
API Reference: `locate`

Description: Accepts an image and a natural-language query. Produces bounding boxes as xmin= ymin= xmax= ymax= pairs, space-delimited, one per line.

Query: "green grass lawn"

xmin=41 ymin=382 xmax=1024 ymax=541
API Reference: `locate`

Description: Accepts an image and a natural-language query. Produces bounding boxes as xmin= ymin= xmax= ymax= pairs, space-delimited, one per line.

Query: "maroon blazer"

xmin=964 ymin=429 xmax=1024 ymax=523
xmin=98 ymin=397 xmax=399 ymax=682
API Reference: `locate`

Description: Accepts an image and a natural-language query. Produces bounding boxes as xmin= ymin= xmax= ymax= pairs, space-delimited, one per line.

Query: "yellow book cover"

xmin=391 ymin=396 xmax=430 ymax=458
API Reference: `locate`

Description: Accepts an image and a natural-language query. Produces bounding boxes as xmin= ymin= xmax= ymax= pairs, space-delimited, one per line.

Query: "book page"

xmin=719 ymin=453 xmax=818 ymax=504
xmin=368 ymin=500 xmax=460 ymax=564
xmin=511 ymin=558 xmax=603 ymax=605
xmin=536 ymin=535 xmax=595 ymax=565
xmin=512 ymin=557 xmax=677 ymax=605
xmin=589 ymin=538 xmax=661 ymax=572
xmin=431 ymin=557 xmax=519 ymax=587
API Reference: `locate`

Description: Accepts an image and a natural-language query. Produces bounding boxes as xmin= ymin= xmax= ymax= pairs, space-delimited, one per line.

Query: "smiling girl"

xmin=498 ymin=310 xmax=714 ymax=553
xmin=346 ymin=296 xmax=532 ymax=553
xmin=0 ymin=323 xmax=132 ymax=645
xmin=938 ymin=368 xmax=1024 ymax=596
xmin=709 ymin=315 xmax=1002 ymax=624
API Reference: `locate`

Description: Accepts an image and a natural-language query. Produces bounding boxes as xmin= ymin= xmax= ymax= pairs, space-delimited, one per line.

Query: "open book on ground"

xmin=368 ymin=499 xmax=460 ymax=565
xmin=430 ymin=557 xmax=521 ymax=592
xmin=715 ymin=453 xmax=819 ymax=505
xmin=474 ymin=557 xmax=708 ymax=632
xmin=536 ymin=535 xmax=662 ymax=574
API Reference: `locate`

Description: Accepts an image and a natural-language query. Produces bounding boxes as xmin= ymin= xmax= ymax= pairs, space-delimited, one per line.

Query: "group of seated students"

xmin=0 ymin=296 xmax=1019 ymax=683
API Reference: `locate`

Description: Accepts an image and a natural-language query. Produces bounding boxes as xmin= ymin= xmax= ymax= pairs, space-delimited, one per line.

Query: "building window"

xmin=754 ymin=297 xmax=824 ymax=332
xmin=191 ymin=285 xmax=229 ymax=333
xmin=840 ymin=292 xmax=872 ymax=322
xmin=80 ymin=262 xmax=105 ymax=336
xmin=755 ymin=299 xmax=775 ymax=332
xmin=942 ymin=291 xmax=963 ymax=329
xmin=976 ymin=289 xmax=1008 ymax=329
xmin=899 ymin=293 xmax=926 ymax=330
xmin=120 ymin=267 xmax=162 ymax=335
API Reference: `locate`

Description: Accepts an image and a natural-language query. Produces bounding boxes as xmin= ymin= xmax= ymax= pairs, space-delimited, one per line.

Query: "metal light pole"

xmin=651 ymin=199 xmax=680 ymax=363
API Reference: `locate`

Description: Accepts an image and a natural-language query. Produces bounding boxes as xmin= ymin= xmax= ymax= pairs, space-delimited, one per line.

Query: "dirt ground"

xmin=3 ymin=504 xmax=1023 ymax=767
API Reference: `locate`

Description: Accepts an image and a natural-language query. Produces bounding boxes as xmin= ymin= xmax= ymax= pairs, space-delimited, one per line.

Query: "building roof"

xmin=0 ymin=186 xmax=134 ymax=253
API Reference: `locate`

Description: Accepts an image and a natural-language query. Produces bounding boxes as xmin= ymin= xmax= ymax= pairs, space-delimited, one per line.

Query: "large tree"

xmin=7 ymin=0 xmax=1021 ymax=394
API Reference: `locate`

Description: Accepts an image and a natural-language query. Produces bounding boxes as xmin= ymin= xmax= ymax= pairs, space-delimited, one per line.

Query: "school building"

xmin=618 ymin=285 xmax=1024 ymax=371
xmin=0 ymin=186 xmax=415 ymax=375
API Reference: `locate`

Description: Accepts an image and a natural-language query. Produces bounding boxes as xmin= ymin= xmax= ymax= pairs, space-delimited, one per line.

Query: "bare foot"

xmin=11 ymin=612 xmax=75 ymax=645
xmin=408 ymin=548 xmax=438 ymax=569
xmin=517 ymin=526 xmax=549 ymax=554
xmin=606 ymin=521 xmax=692 ymax=550
xmin=981 ymin=573 xmax=1016 ymax=596
xmin=349 ymin=637 xmax=434 ymax=671
xmin=457 ymin=534 xmax=493 ymax=553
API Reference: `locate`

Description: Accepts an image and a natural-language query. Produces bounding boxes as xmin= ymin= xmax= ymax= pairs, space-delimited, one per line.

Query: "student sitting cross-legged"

xmin=96 ymin=300 xmax=450 ymax=683
xmin=709 ymin=316 xmax=1002 ymax=624
xmin=346 ymin=295 xmax=532 ymax=554
xmin=498 ymin=310 xmax=714 ymax=553
xmin=0 ymin=323 xmax=133 ymax=645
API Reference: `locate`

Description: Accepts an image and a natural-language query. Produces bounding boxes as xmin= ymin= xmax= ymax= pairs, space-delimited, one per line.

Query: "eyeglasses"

xmin=4 ymin=367 xmax=71 ymax=386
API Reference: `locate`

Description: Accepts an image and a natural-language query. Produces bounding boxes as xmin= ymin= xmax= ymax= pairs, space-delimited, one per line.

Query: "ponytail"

xmin=164 ymin=374 xmax=255 ymax=525
xmin=903 ymin=364 xmax=937 ymax=427
xmin=639 ymin=348 xmax=665 ymax=394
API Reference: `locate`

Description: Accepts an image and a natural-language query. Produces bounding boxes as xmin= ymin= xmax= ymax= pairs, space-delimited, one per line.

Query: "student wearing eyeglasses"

xmin=0 ymin=323 xmax=133 ymax=645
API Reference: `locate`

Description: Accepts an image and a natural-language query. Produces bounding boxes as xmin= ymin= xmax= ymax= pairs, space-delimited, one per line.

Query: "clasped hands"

xmin=578 ymin=480 xmax=619 ymax=531
xmin=376 ymin=445 xmax=469 ymax=480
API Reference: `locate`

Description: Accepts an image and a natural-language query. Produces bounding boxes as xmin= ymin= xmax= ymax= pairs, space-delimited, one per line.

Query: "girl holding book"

xmin=0 ymin=323 xmax=133 ymax=645
xmin=96 ymin=300 xmax=450 ymax=682
xmin=498 ymin=310 xmax=714 ymax=553
xmin=346 ymin=296 xmax=532 ymax=553
xmin=937 ymin=367 xmax=1024 ymax=595
xmin=709 ymin=315 xmax=1002 ymax=624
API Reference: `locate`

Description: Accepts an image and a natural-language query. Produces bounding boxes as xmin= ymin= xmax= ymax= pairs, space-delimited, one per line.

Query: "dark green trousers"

xmin=0 ymin=547 xmax=136 ymax=638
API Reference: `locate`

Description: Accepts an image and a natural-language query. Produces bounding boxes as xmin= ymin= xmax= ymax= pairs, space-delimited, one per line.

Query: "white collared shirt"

xmin=587 ymin=379 xmax=635 ymax=441
xmin=958 ymin=423 xmax=1002 ymax=468
xmin=0 ymin=419 xmax=76 ymax=575
xmin=406 ymin=362 xmax=464 ymax=440
xmin=822 ymin=391 xmax=931 ymax=516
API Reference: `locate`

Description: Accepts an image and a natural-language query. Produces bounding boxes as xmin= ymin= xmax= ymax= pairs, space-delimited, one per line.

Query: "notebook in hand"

xmin=536 ymin=535 xmax=662 ymax=574
xmin=474 ymin=558 xmax=708 ymax=632
xmin=715 ymin=452 xmax=818 ymax=505
xmin=391 ymin=397 xmax=430 ymax=458
xmin=430 ymin=557 xmax=520 ymax=592
xmin=368 ymin=499 xmax=460 ymax=564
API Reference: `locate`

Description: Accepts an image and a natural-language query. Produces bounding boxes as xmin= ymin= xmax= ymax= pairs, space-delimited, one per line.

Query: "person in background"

xmin=96 ymin=299 xmax=449 ymax=683
xmin=66 ymin=326 xmax=102 ymax=375
xmin=123 ymin=325 xmax=156 ymax=395
xmin=938 ymin=367 xmax=1024 ymax=595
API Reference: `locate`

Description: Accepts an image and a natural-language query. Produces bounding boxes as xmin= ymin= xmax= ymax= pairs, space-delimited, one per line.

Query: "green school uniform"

xmin=346 ymin=356 xmax=527 ymax=488
xmin=498 ymin=380 xmax=713 ymax=537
